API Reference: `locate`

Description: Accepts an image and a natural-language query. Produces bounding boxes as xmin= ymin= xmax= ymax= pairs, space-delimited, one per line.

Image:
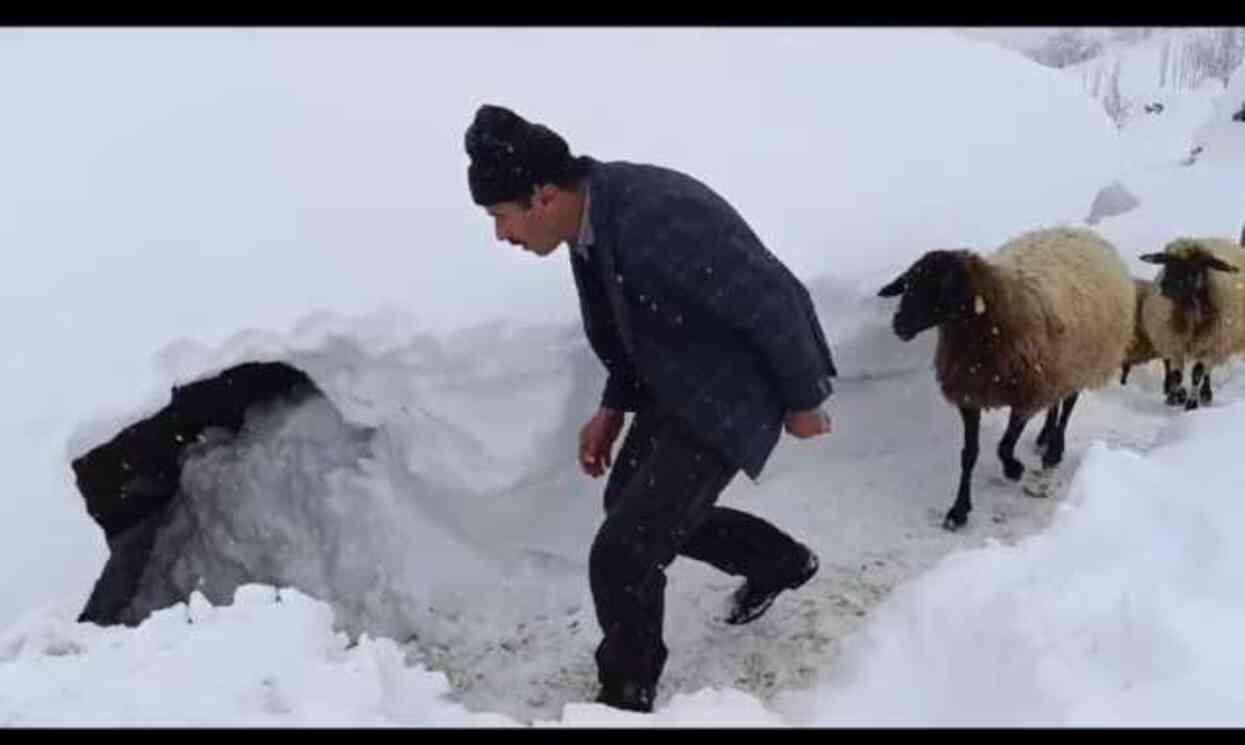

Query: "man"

xmin=464 ymin=104 xmax=837 ymax=714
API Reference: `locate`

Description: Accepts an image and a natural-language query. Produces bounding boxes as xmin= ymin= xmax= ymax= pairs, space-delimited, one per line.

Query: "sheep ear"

xmin=1205 ymin=257 xmax=1240 ymax=273
xmin=1139 ymin=253 xmax=1171 ymax=265
xmin=878 ymin=273 xmax=908 ymax=297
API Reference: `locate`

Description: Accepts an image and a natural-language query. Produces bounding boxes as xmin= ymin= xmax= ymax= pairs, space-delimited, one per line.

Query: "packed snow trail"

xmin=409 ymin=354 xmax=1238 ymax=722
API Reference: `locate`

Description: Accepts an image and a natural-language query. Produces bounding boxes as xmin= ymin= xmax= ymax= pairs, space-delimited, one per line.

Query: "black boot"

xmin=595 ymin=681 xmax=655 ymax=713
xmin=724 ymin=546 xmax=819 ymax=626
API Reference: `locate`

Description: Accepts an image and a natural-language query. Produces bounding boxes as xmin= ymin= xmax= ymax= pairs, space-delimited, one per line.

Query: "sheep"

xmin=1119 ymin=277 xmax=1169 ymax=386
xmin=1037 ymin=280 xmax=1155 ymax=450
xmin=1130 ymin=228 xmax=1245 ymax=403
xmin=1139 ymin=236 xmax=1245 ymax=409
xmin=878 ymin=226 xmax=1135 ymax=531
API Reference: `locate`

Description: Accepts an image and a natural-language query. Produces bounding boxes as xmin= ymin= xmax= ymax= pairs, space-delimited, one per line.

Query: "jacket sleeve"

xmin=621 ymin=196 xmax=837 ymax=413
xmin=570 ymin=250 xmax=648 ymax=412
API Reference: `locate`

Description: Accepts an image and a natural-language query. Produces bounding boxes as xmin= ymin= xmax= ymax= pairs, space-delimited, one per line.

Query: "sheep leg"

xmin=1186 ymin=363 xmax=1201 ymax=410
xmin=1120 ymin=364 xmax=1131 ymax=385
xmin=1042 ymin=392 xmax=1079 ymax=469
xmin=1164 ymin=364 xmax=1188 ymax=407
xmin=1035 ymin=403 xmax=1059 ymax=450
xmin=1192 ymin=362 xmax=1212 ymax=407
xmin=945 ymin=406 xmax=980 ymax=532
xmin=997 ymin=409 xmax=1030 ymax=481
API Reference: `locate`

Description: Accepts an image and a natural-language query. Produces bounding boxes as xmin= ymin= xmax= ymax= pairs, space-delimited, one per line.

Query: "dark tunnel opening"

xmin=70 ymin=361 xmax=332 ymax=625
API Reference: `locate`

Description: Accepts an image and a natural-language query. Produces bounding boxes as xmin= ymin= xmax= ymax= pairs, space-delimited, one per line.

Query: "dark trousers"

xmin=590 ymin=407 xmax=807 ymax=691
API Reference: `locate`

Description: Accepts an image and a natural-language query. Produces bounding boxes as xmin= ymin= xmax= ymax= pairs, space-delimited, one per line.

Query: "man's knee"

xmin=590 ymin=518 xmax=671 ymax=588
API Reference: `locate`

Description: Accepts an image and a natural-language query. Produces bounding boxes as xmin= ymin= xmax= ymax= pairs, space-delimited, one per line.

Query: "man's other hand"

xmin=784 ymin=408 xmax=831 ymax=439
xmin=579 ymin=407 xmax=625 ymax=477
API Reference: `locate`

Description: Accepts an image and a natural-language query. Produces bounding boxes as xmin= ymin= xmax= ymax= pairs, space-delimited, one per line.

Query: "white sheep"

xmin=1139 ymin=236 xmax=1245 ymax=409
xmin=878 ymin=226 xmax=1135 ymax=531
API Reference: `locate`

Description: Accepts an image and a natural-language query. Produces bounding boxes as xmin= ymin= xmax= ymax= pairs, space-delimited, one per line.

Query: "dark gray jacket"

xmin=571 ymin=157 xmax=836 ymax=480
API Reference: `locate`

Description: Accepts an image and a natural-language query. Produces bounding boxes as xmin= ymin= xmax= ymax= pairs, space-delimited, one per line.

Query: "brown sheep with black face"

xmin=1140 ymin=236 xmax=1245 ymax=409
xmin=878 ymin=226 xmax=1134 ymax=531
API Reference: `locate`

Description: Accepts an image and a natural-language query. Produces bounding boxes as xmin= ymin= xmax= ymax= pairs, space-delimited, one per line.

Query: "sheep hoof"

xmin=1166 ymin=388 xmax=1188 ymax=407
xmin=942 ymin=508 xmax=968 ymax=532
xmin=1002 ymin=459 xmax=1024 ymax=481
xmin=1185 ymin=397 xmax=1199 ymax=411
xmin=1041 ymin=448 xmax=1064 ymax=469
xmin=1199 ymin=388 xmax=1213 ymax=406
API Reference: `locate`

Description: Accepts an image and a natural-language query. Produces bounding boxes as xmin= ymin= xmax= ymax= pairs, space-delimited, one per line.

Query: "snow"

xmin=1191 ymin=63 xmax=1245 ymax=164
xmin=1094 ymin=162 xmax=1245 ymax=278
xmin=1068 ymin=29 xmax=1234 ymax=106
xmin=0 ymin=585 xmax=517 ymax=727
xmin=2 ymin=27 xmax=1244 ymax=727
xmin=1074 ymin=41 xmax=1244 ymax=270
xmin=779 ymin=401 xmax=1245 ymax=727
xmin=1117 ymin=88 xmax=1220 ymax=168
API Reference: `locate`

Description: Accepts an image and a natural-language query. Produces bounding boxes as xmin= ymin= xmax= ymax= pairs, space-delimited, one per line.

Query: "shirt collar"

xmin=571 ymin=181 xmax=594 ymax=259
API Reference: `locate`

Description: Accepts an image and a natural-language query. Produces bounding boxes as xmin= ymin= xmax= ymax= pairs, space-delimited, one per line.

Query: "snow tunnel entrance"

xmin=70 ymin=361 xmax=375 ymax=627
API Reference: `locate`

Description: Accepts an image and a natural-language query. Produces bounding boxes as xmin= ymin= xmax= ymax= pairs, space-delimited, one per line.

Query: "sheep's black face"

xmin=1140 ymin=250 xmax=1238 ymax=307
xmin=878 ymin=250 xmax=974 ymax=341
xmin=1156 ymin=261 xmax=1206 ymax=306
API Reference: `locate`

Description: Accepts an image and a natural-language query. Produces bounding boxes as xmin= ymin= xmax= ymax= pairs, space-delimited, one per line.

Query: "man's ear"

xmin=534 ymin=183 xmax=558 ymax=208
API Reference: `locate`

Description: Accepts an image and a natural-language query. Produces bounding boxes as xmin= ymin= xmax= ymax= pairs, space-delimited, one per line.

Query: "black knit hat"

xmin=465 ymin=104 xmax=575 ymax=206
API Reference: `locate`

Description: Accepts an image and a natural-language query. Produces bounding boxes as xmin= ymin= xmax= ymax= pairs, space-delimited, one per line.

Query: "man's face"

xmin=485 ymin=188 xmax=563 ymax=257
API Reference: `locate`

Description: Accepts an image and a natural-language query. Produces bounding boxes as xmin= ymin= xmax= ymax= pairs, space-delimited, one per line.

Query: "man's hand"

xmin=784 ymin=407 xmax=832 ymax=439
xmin=579 ymin=407 xmax=625 ymax=477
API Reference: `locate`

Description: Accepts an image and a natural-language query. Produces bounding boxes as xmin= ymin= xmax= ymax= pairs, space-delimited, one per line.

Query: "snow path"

xmin=411 ymin=353 xmax=1239 ymax=723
